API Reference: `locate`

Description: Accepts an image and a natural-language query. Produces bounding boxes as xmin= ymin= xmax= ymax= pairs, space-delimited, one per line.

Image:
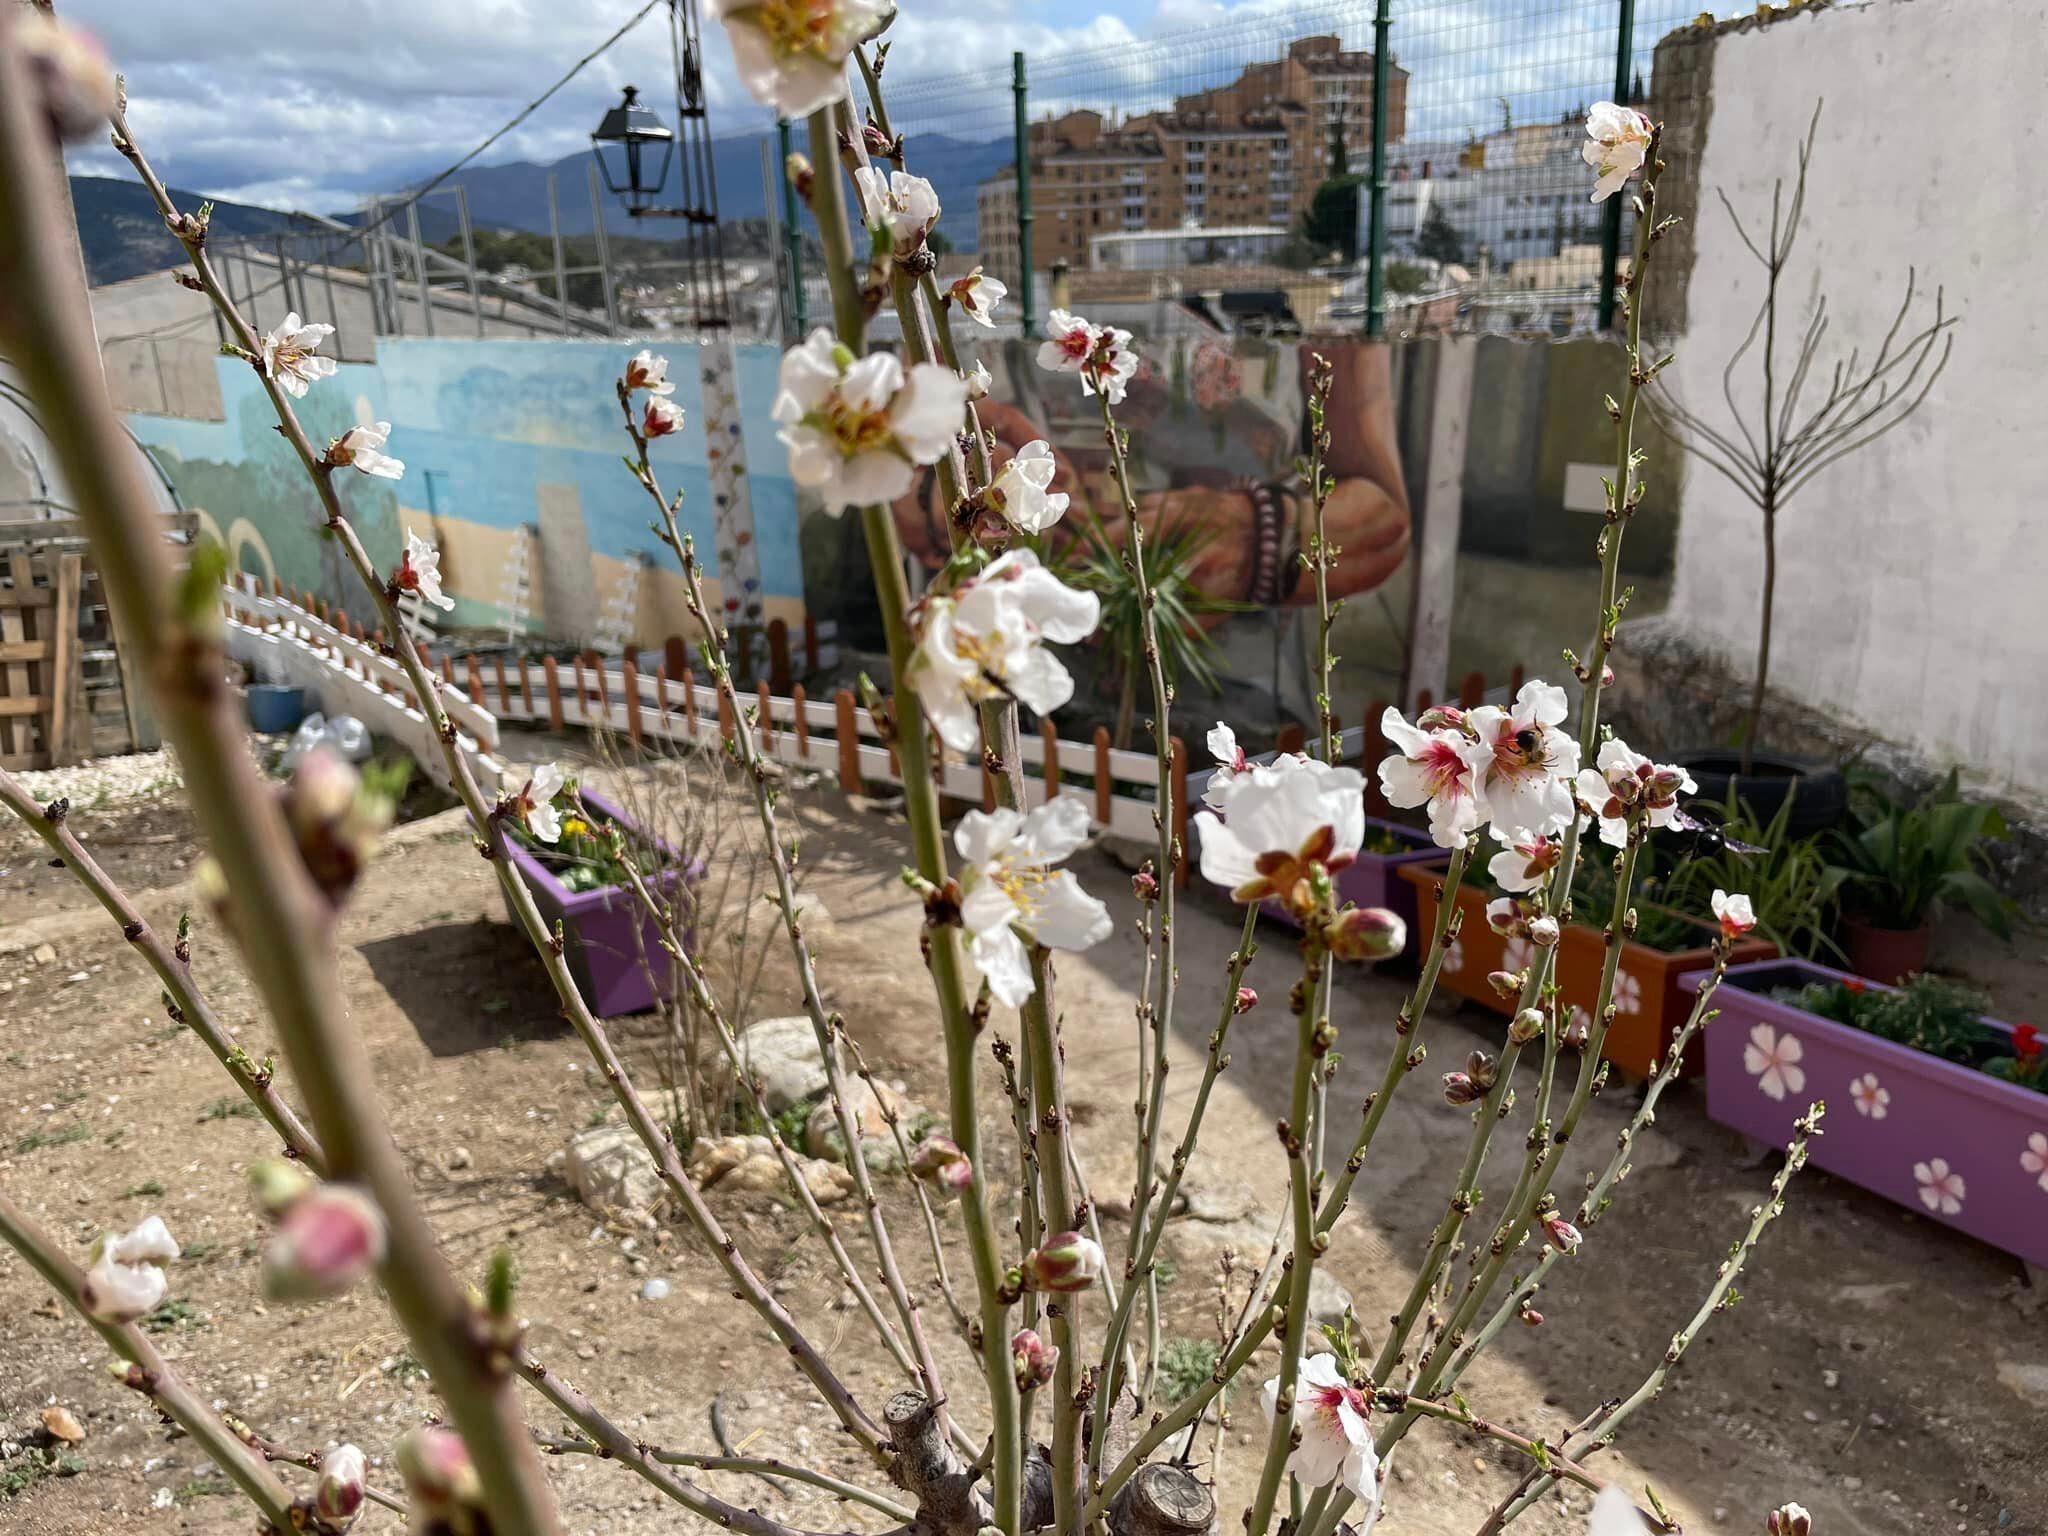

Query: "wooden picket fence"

xmin=223 ymin=576 xmax=1526 ymax=885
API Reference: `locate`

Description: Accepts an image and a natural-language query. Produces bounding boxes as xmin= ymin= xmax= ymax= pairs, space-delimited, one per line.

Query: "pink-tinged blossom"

xmin=625 ymin=350 xmax=675 ymax=395
xmin=1034 ymin=309 xmax=1138 ymax=404
xmin=907 ymin=1136 xmax=973 ymax=1201
xmin=773 ymin=328 xmax=968 ymax=516
xmin=1379 ymin=705 xmax=1482 ymax=849
xmin=510 ymin=763 xmax=566 ymax=844
xmin=1259 ymin=1354 xmax=1379 ymax=1504
xmin=1487 ymin=830 xmax=1561 ymax=893
xmin=327 ymin=421 xmax=403 ymax=480
xmin=955 ymin=798 xmax=1111 ymax=1009
xmin=1913 ymin=1158 xmax=1965 ymax=1215
xmin=1712 ymin=888 xmax=1757 ymax=940
xmin=1194 ymin=755 xmax=1366 ymax=915
xmin=394 ymin=530 xmax=454 ymax=612
xmin=1328 ymin=905 xmax=1407 ymax=963
xmin=1540 ymin=1207 xmax=1583 ymax=1255
xmin=81 ymin=1216 xmax=180 ymax=1324
xmin=1021 ymin=1231 xmax=1105 ymax=1293
xmin=1574 ymin=738 xmax=1696 ymax=847
xmin=1582 ymin=101 xmax=1653 ymax=203
xmin=260 ymin=311 xmax=338 ymax=397
xmin=264 ymin=1184 xmax=387 ymax=1300
xmin=708 ymin=0 xmax=887 ymax=118
xmin=1767 ymin=1505 xmax=1812 ymax=1536
xmin=908 ymin=549 xmax=1099 ymax=754
xmin=1036 ymin=309 xmax=1099 ymax=377
xmin=643 ymin=395 xmax=686 ymax=438
xmin=1462 ymin=682 xmax=1582 ymax=841
xmin=1234 ymin=986 xmax=1258 ymax=1015
xmin=396 ymin=1425 xmax=481 ymax=1513
xmin=1011 ymin=1328 xmax=1056 ymax=1390
xmin=1742 ymin=1023 xmax=1804 ymax=1102
xmin=949 ymin=268 xmax=1008 ymax=328
xmin=315 ymin=1443 xmax=368 ymax=1529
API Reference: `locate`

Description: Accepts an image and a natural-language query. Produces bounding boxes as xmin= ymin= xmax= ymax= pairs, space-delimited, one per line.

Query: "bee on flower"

xmin=1461 ymin=681 xmax=1583 ymax=840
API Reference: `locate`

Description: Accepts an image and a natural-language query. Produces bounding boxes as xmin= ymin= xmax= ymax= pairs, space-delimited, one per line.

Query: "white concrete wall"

xmin=1660 ymin=0 xmax=2048 ymax=809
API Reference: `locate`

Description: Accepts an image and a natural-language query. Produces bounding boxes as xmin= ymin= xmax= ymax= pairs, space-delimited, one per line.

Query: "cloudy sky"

xmin=60 ymin=0 xmax=1677 ymax=214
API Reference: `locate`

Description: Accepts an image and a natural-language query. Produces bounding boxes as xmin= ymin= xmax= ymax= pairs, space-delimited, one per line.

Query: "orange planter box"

xmin=1397 ymin=862 xmax=1777 ymax=1080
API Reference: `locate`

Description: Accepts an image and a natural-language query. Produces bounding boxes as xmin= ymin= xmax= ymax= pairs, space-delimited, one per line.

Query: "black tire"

xmin=1675 ymin=748 xmax=1849 ymax=841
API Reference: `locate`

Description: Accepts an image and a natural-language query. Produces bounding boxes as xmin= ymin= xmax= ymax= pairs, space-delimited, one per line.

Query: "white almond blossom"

xmin=1081 ymin=323 xmax=1139 ymax=405
xmin=907 ymin=550 xmax=1100 ymax=753
xmin=1201 ymin=721 xmax=1256 ymax=812
xmin=82 ymin=1215 xmax=180 ymax=1324
xmin=949 ymin=267 xmax=1008 ymax=328
xmin=1195 ymin=754 xmax=1366 ymax=914
xmin=773 ymin=328 xmax=968 ymax=516
xmin=512 ymin=763 xmax=566 ymax=844
xmin=709 ymin=0 xmax=885 ymax=118
xmin=1036 ymin=309 xmax=1098 ymax=377
xmin=1487 ymin=830 xmax=1561 ymax=893
xmin=1712 ymin=888 xmax=1757 ymax=939
xmin=625 ymin=350 xmax=674 ymax=395
xmin=261 ymin=311 xmax=338 ymax=397
xmin=1378 ymin=705 xmax=1483 ymax=849
xmin=854 ymin=167 xmax=941 ymax=251
xmin=1574 ymin=738 xmax=1696 ymax=847
xmin=1462 ymin=681 xmax=1582 ymax=840
xmin=966 ymin=359 xmax=992 ymax=401
xmin=396 ymin=530 xmax=455 ymax=612
xmin=1583 ymin=101 xmax=1654 ymax=203
xmin=328 ymin=421 xmax=404 ymax=480
xmin=643 ymin=395 xmax=686 ymax=438
xmin=1588 ymin=1484 xmax=1650 ymax=1536
xmin=985 ymin=441 xmax=1069 ymax=534
xmin=1260 ymin=1355 xmax=1380 ymax=1509
xmin=955 ymin=798 xmax=1111 ymax=1008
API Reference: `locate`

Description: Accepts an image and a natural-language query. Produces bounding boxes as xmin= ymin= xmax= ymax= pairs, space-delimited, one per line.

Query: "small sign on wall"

xmin=1563 ymin=461 xmax=1612 ymax=514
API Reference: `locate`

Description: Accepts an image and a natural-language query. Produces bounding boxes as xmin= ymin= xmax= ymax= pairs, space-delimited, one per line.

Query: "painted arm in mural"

xmin=890 ymin=346 xmax=1410 ymax=610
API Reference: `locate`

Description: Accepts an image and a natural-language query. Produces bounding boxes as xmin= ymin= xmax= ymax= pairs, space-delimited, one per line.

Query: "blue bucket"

xmin=245 ymin=684 xmax=308 ymax=733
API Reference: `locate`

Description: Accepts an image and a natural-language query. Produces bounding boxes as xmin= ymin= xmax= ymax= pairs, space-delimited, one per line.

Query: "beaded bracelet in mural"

xmin=1245 ymin=480 xmax=1284 ymax=607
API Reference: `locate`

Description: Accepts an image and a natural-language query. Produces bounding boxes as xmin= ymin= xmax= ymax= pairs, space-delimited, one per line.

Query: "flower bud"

xmin=396 ymin=1426 xmax=480 ymax=1513
xmin=862 ymin=121 xmax=894 ymax=156
xmin=1485 ymin=969 xmax=1523 ymax=1001
xmin=1132 ymin=867 xmax=1158 ymax=902
xmin=1767 ymin=1504 xmax=1812 ymax=1536
xmin=1020 ymin=1231 xmax=1105 ymax=1294
xmin=1601 ymin=665 xmax=1616 ymax=688
xmin=1528 ymin=915 xmax=1560 ymax=948
xmin=1416 ymin=704 xmax=1466 ymax=732
xmin=1518 ymin=1305 xmax=1544 ymax=1328
xmin=1233 ymin=986 xmax=1258 ymax=1016
xmin=265 ymin=1185 xmax=387 ymax=1301
xmin=1712 ymin=889 xmax=1757 ymax=940
xmin=248 ymin=1158 xmax=313 ymax=1218
xmin=1485 ymin=897 xmax=1523 ymax=936
xmin=1328 ymin=905 xmax=1406 ymax=963
xmin=1465 ymin=1049 xmax=1498 ymax=1088
xmin=908 ymin=1136 xmax=973 ymax=1201
xmin=967 ymin=359 xmax=992 ymax=402
xmin=1011 ymin=1328 xmax=1057 ymax=1391
xmin=282 ymin=748 xmax=392 ymax=905
xmin=784 ymin=153 xmax=814 ymax=201
xmin=315 ymin=1443 xmax=367 ymax=1529
xmin=1540 ymin=1208 xmax=1582 ymax=1255
xmin=1508 ymin=1008 xmax=1545 ymax=1045
xmin=1647 ymin=767 xmax=1688 ymax=803
xmin=1560 ymin=1010 xmax=1591 ymax=1051
xmin=644 ymin=395 xmax=685 ymax=439
xmin=81 ymin=1216 xmax=179 ymax=1325
xmin=1441 ymin=1072 xmax=1484 ymax=1107
xmin=15 ymin=13 xmax=117 ymax=143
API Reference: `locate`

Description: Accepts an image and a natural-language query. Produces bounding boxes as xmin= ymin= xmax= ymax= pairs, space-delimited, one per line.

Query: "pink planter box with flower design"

xmin=1688 ymin=958 xmax=2048 ymax=1269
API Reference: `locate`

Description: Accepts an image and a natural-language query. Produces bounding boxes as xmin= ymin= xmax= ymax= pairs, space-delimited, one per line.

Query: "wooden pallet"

xmin=0 ymin=546 xmax=85 ymax=770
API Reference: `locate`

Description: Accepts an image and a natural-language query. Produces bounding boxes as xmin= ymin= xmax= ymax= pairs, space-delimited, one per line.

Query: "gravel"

xmin=9 ymin=750 xmax=182 ymax=809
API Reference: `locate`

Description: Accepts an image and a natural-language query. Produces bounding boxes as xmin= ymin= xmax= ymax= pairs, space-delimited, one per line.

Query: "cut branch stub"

xmin=884 ymin=1392 xmax=982 ymax=1534
xmin=1109 ymin=1463 xmax=1217 ymax=1536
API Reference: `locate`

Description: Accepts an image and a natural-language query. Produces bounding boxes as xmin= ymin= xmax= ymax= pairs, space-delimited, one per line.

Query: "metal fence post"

xmin=586 ymin=162 xmax=620 ymax=335
xmin=1365 ymin=0 xmax=1392 ymax=338
xmin=1597 ymin=0 xmax=1637 ymax=330
xmin=1012 ymin=50 xmax=1035 ymax=337
xmin=776 ymin=117 xmax=807 ymax=336
xmin=546 ymin=172 xmax=570 ymax=336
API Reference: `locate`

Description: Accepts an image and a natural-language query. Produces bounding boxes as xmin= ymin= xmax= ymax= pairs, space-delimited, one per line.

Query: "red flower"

xmin=2014 ymin=1023 xmax=2042 ymax=1062
xmin=1843 ymin=978 xmax=1866 ymax=994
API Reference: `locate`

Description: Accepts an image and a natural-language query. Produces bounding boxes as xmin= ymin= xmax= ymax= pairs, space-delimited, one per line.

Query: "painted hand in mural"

xmin=890 ymin=343 xmax=1410 ymax=622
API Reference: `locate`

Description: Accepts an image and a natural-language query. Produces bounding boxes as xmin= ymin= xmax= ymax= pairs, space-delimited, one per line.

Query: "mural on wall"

xmin=880 ymin=334 xmax=1413 ymax=737
xmin=121 ymin=338 xmax=806 ymax=651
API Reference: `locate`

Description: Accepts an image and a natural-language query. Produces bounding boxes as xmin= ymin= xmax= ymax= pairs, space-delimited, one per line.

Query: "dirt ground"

xmin=0 ymin=752 xmax=2042 ymax=1536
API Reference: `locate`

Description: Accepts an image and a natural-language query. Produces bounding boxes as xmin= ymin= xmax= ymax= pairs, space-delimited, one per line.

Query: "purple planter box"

xmin=501 ymin=790 xmax=691 ymax=1019
xmin=1687 ymin=958 xmax=2048 ymax=1268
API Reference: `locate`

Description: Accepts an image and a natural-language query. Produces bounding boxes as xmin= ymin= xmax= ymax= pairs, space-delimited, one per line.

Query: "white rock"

xmin=563 ymin=1126 xmax=665 ymax=1220
xmin=805 ymin=1080 xmax=925 ymax=1172
xmin=738 ymin=1016 xmax=831 ymax=1113
xmin=640 ymin=1278 xmax=672 ymax=1302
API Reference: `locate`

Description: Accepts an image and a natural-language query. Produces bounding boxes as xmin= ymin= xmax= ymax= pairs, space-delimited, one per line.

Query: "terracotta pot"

xmin=1839 ymin=915 xmax=1934 ymax=986
xmin=1398 ymin=864 xmax=1777 ymax=1080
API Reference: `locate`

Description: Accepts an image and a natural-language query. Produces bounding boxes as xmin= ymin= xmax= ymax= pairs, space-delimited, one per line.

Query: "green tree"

xmin=1300 ymin=111 xmax=1362 ymax=261
xmin=1415 ymin=205 xmax=1465 ymax=266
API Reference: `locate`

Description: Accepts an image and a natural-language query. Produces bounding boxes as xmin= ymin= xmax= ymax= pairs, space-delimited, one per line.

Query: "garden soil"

xmin=0 ymin=764 xmax=2040 ymax=1536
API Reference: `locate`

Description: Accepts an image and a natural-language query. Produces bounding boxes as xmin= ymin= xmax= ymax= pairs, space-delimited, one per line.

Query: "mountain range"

xmin=73 ymin=129 xmax=1015 ymax=288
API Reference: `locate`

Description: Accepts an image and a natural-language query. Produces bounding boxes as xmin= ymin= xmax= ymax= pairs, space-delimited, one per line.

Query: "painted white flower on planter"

xmin=261 ymin=312 xmax=338 ymax=397
xmin=1195 ymin=754 xmax=1365 ymax=916
xmin=709 ymin=0 xmax=885 ymax=118
xmin=907 ymin=549 xmax=1100 ymax=754
xmin=1611 ymin=970 xmax=1642 ymax=1016
xmin=955 ymin=798 xmax=1111 ymax=1009
xmin=1742 ymin=1022 xmax=1805 ymax=1102
xmin=1379 ymin=706 xmax=1484 ymax=849
xmin=81 ymin=1215 xmax=180 ymax=1324
xmin=1440 ymin=936 xmax=1466 ymax=975
xmin=1850 ymin=1071 xmax=1890 ymax=1120
xmin=1913 ymin=1157 xmax=1966 ymax=1215
xmin=1462 ymin=681 xmax=1582 ymax=840
xmin=985 ymin=441 xmax=1069 ymax=534
xmin=328 ymin=421 xmax=403 ymax=479
xmin=511 ymin=763 xmax=566 ymax=844
xmin=1582 ymin=100 xmax=1653 ymax=203
xmin=2021 ymin=1132 xmax=2048 ymax=1193
xmin=948 ymin=267 xmax=1007 ymax=328
xmin=773 ymin=328 xmax=968 ymax=515
xmin=1260 ymin=1354 xmax=1379 ymax=1504
xmin=854 ymin=167 xmax=941 ymax=252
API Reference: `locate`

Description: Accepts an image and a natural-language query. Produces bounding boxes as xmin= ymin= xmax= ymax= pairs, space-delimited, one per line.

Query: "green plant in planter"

xmin=1661 ymin=783 xmax=1849 ymax=960
xmin=1831 ymin=768 xmax=2015 ymax=937
xmin=1772 ymin=974 xmax=2041 ymax=1094
xmin=507 ymin=806 xmax=658 ymax=893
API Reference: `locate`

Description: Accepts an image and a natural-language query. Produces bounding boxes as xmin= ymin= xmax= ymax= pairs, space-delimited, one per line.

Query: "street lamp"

xmin=589 ymin=86 xmax=674 ymax=216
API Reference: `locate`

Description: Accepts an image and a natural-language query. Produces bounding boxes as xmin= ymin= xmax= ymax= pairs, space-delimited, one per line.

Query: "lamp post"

xmin=589 ymin=86 xmax=675 ymax=216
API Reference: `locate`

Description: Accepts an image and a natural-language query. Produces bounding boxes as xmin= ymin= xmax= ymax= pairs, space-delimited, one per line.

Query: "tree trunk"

xmin=1742 ymin=495 xmax=1776 ymax=777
